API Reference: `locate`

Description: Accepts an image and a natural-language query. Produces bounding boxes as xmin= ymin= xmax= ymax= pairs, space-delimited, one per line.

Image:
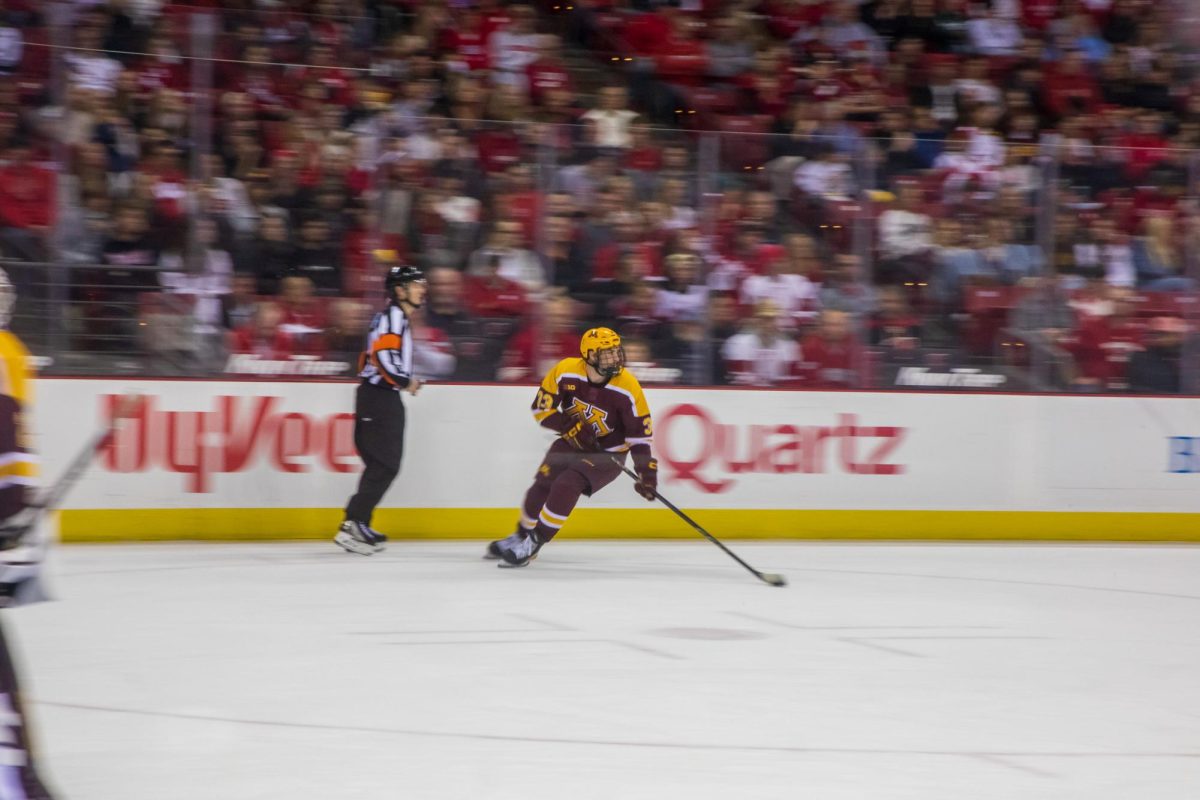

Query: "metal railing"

xmin=6 ymin=7 xmax=1199 ymax=392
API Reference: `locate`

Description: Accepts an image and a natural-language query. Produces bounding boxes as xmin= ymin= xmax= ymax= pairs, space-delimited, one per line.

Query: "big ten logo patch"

xmin=99 ymin=394 xmax=359 ymax=492
xmin=1168 ymin=437 xmax=1200 ymax=473
xmin=569 ymin=398 xmax=612 ymax=437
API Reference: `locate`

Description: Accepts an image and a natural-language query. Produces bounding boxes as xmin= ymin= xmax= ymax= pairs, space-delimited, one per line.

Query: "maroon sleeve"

xmin=630 ymin=443 xmax=653 ymax=472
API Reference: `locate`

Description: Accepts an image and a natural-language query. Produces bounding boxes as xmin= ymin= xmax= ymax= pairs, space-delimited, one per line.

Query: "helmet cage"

xmin=587 ymin=344 xmax=626 ymax=378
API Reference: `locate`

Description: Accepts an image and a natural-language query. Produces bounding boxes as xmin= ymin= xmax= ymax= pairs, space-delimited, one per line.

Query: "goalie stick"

xmin=610 ymin=456 xmax=787 ymax=588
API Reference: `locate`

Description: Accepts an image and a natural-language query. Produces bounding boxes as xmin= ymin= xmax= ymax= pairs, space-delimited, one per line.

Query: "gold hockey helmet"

xmin=579 ymin=327 xmax=625 ymax=378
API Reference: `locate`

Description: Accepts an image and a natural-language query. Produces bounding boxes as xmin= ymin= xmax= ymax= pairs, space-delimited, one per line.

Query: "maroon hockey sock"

xmin=534 ymin=470 xmax=587 ymax=542
xmin=520 ymin=482 xmax=552 ymax=530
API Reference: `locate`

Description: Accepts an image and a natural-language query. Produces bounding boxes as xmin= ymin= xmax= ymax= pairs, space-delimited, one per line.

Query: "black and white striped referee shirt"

xmin=358 ymin=302 xmax=414 ymax=390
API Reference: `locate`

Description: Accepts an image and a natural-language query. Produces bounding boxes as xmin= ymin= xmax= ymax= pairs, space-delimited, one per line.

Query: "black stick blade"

xmin=761 ymin=573 xmax=788 ymax=587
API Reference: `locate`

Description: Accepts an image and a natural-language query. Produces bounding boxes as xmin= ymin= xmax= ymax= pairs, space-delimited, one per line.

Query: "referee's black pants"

xmin=345 ymin=382 xmax=406 ymax=525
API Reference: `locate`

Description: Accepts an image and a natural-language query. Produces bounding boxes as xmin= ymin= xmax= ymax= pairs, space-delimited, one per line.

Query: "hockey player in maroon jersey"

xmin=487 ymin=327 xmax=658 ymax=567
xmin=0 ymin=268 xmax=58 ymax=799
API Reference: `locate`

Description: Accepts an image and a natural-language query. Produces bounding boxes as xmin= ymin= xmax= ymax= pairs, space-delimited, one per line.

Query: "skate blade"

xmin=334 ymin=532 xmax=375 ymax=556
xmin=497 ymin=553 xmax=539 ymax=569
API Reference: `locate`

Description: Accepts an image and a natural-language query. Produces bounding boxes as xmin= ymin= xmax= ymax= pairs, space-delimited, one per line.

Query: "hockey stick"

xmin=611 ymin=456 xmax=787 ymax=587
xmin=40 ymin=394 xmax=142 ymax=514
xmin=2 ymin=394 xmax=142 ymax=551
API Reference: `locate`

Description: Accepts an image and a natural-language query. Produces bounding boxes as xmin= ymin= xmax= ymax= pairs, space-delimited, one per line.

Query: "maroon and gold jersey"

xmin=531 ymin=357 xmax=653 ymax=452
xmin=0 ymin=331 xmax=35 ymax=523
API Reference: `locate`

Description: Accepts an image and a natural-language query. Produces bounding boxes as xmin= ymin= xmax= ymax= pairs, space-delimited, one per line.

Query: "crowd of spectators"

xmin=0 ymin=0 xmax=1197 ymax=391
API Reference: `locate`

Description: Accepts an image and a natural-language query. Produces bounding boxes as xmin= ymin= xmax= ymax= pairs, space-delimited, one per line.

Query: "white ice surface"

xmin=7 ymin=541 xmax=1200 ymax=799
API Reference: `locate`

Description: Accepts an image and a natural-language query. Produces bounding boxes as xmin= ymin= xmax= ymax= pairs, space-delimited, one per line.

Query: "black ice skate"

xmin=498 ymin=530 xmax=544 ymax=568
xmin=485 ymin=527 xmax=529 ymax=560
xmin=334 ymin=520 xmax=385 ymax=556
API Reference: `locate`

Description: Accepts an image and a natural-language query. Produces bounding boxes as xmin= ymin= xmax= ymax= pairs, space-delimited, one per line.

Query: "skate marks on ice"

xmin=730 ymin=612 xmax=1048 ymax=658
xmin=33 ymin=698 xmax=1200 ymax=761
xmin=349 ymin=611 xmax=684 ymax=660
xmin=17 ymin=542 xmax=1200 ymax=799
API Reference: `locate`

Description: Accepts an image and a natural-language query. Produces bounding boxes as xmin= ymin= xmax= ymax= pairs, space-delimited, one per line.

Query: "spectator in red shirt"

xmin=309 ymin=0 xmax=350 ymax=48
xmin=0 ymin=141 xmax=55 ymax=261
xmin=134 ymin=32 xmax=187 ymax=98
xmin=799 ymin=309 xmax=870 ymax=388
xmin=766 ymin=0 xmax=828 ymax=40
xmin=1116 ymin=111 xmax=1171 ymax=183
xmin=624 ymin=119 xmax=664 ymax=179
xmin=804 ymin=54 xmax=852 ymax=105
xmin=474 ymin=108 xmax=525 ymax=172
xmin=591 ymin=213 xmax=662 ymax=282
xmin=493 ymin=162 xmax=541 ymax=245
xmin=1022 ymin=0 xmax=1060 ymax=32
xmin=526 ymin=35 xmax=573 ymax=106
xmin=276 ymin=274 xmax=327 ymax=357
xmin=498 ymin=294 xmax=580 ymax=382
xmin=1069 ymin=285 xmax=1145 ymax=391
xmin=443 ymin=9 xmax=491 ymax=73
xmin=711 ymin=223 xmax=785 ymax=291
xmin=1044 ymin=50 xmax=1102 ymax=119
xmin=721 ymin=300 xmax=803 ymax=387
xmin=229 ymin=301 xmax=296 ymax=361
xmin=232 ymin=44 xmax=291 ymax=118
xmin=139 ymin=138 xmax=190 ymax=229
xmin=739 ymin=47 xmax=794 ymax=117
xmin=623 ymin=7 xmax=673 ymax=55
xmin=293 ymin=43 xmax=357 ymax=107
xmin=465 ymin=253 xmax=529 ymax=319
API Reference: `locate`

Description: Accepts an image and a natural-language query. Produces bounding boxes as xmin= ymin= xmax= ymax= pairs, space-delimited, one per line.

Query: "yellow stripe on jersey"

xmin=0 ymin=331 xmax=37 ymax=481
xmin=539 ymin=358 xmax=589 ymax=394
xmin=0 ymin=330 xmax=32 ymax=407
xmin=607 ymin=368 xmax=651 ymax=419
xmin=532 ymin=357 xmax=590 ymax=423
xmin=0 ymin=459 xmax=36 ymax=480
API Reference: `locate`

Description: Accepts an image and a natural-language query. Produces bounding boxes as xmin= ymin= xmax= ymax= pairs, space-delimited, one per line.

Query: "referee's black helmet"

xmin=385 ymin=264 xmax=425 ymax=292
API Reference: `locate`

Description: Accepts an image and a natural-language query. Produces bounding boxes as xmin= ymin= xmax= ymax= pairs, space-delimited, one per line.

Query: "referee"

xmin=335 ymin=264 xmax=426 ymax=556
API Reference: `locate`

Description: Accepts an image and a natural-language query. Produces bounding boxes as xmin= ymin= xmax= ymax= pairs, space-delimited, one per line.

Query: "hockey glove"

xmin=562 ymin=418 xmax=598 ymax=451
xmin=634 ymin=458 xmax=658 ymax=501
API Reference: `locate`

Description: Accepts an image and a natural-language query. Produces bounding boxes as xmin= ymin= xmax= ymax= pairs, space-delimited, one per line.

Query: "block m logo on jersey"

xmin=569 ymin=398 xmax=612 ymax=437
